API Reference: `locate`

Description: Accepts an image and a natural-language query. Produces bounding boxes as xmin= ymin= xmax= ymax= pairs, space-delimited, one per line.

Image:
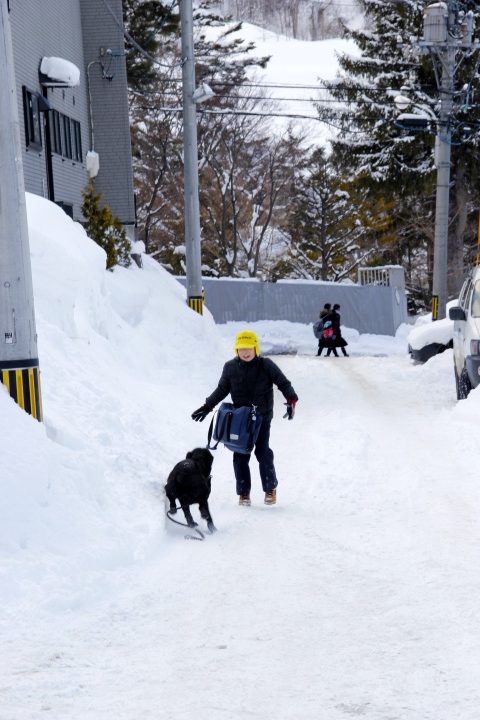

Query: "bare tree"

xmin=212 ymin=0 xmax=360 ymax=41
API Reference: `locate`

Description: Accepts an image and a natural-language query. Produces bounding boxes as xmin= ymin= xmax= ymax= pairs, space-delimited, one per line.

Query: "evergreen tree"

xmin=319 ymin=0 xmax=435 ymax=196
xmin=275 ymin=147 xmax=395 ymax=280
xmin=318 ymin=0 xmax=480 ymax=299
xmin=122 ymin=0 xmax=179 ymax=90
xmin=81 ymin=179 xmax=131 ymax=270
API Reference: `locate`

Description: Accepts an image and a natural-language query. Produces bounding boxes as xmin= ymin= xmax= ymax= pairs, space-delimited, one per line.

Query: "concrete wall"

xmin=176 ymin=278 xmax=409 ymax=336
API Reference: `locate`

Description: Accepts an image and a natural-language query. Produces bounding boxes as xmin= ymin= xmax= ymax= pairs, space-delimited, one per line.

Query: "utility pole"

xmin=431 ymin=43 xmax=455 ymax=321
xmin=180 ymin=0 xmax=203 ymax=315
xmin=420 ymin=2 xmax=475 ymax=320
xmin=0 ymin=0 xmax=43 ymax=420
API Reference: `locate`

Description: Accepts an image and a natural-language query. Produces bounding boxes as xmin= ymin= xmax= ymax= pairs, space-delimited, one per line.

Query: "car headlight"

xmin=471 ymin=340 xmax=480 ymax=355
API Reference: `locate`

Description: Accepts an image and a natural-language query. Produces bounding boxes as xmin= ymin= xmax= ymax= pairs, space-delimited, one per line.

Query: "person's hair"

xmin=333 ymin=303 xmax=340 ymax=310
xmin=324 ymin=303 xmax=331 ymax=310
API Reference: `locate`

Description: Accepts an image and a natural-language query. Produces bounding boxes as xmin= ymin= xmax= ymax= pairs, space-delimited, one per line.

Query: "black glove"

xmin=191 ymin=404 xmax=212 ymax=422
xmin=283 ymin=398 xmax=297 ymax=420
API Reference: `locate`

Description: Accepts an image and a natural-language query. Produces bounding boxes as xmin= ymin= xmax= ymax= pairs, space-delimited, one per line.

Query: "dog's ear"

xmin=186 ymin=451 xmax=193 ymax=459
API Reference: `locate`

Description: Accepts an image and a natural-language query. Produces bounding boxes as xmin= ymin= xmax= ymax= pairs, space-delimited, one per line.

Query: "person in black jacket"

xmin=191 ymin=329 xmax=298 ymax=507
xmin=326 ymin=303 xmax=349 ymax=357
xmin=317 ymin=303 xmax=332 ymax=356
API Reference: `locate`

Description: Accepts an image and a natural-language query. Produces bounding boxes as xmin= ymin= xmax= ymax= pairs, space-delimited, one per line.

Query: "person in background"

xmin=191 ymin=330 xmax=298 ymax=507
xmin=327 ymin=303 xmax=349 ymax=357
xmin=317 ymin=303 xmax=332 ymax=357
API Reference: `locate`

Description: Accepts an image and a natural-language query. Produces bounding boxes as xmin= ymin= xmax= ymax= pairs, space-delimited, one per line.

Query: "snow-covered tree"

xmin=211 ymin=0 xmax=361 ymax=40
xmin=318 ymin=0 xmax=480 ymax=299
xmin=125 ymin=4 xmax=298 ymax=277
xmin=274 ymin=147 xmax=395 ymax=280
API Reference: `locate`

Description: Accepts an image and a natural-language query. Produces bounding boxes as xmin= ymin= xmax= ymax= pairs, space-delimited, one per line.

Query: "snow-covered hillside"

xmin=202 ymin=22 xmax=358 ymax=142
xmin=3 ymin=194 xmax=480 ymax=719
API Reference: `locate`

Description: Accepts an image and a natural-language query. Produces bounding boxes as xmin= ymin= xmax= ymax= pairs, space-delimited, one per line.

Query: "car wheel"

xmin=458 ymin=366 xmax=472 ymax=400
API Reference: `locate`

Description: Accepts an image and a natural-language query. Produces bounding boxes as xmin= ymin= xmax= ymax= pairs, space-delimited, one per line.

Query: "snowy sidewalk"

xmin=3 ymin=351 xmax=480 ymax=719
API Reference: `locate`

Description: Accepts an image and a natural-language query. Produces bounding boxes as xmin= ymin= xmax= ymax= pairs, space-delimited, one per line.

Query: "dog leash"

xmin=166 ymin=508 xmax=205 ymax=541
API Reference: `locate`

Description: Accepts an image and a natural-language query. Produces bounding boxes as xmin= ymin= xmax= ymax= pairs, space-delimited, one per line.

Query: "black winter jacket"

xmin=330 ymin=310 xmax=348 ymax=347
xmin=205 ymin=356 xmax=298 ymax=423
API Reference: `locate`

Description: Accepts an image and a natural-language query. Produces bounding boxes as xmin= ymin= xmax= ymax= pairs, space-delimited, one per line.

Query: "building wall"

xmin=10 ymin=0 xmax=89 ymax=220
xmin=9 ymin=0 xmax=135 ymax=227
xmin=80 ymin=0 xmax=136 ymax=228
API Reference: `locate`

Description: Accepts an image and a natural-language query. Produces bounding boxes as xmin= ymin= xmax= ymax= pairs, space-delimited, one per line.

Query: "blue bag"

xmin=208 ymin=403 xmax=263 ymax=454
xmin=313 ymin=319 xmax=324 ymax=339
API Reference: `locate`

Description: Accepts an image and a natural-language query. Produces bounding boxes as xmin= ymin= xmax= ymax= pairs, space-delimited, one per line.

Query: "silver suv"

xmin=449 ymin=267 xmax=480 ymax=399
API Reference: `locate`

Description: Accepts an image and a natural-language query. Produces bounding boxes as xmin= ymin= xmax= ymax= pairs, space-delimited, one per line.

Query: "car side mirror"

xmin=449 ymin=306 xmax=466 ymax=321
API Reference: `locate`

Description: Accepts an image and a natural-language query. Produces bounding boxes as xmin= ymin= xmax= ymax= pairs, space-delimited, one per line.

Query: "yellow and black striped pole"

xmin=0 ymin=359 xmax=43 ymax=421
xmin=188 ymin=294 xmax=204 ymax=315
xmin=431 ymin=294 xmax=439 ymax=321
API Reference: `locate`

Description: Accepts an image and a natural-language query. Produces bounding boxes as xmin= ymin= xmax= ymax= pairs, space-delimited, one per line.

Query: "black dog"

xmin=165 ymin=448 xmax=216 ymax=533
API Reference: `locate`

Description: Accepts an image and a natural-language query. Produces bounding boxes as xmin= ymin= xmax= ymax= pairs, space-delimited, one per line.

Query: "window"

xmin=23 ymin=87 xmax=42 ymax=150
xmin=464 ymin=281 xmax=474 ymax=313
xmin=71 ymin=120 xmax=82 ymax=162
xmin=459 ymin=280 xmax=469 ymax=308
xmin=471 ymin=280 xmax=480 ymax=318
xmin=62 ymin=114 xmax=72 ymax=159
xmin=49 ymin=110 xmax=81 ymax=162
xmin=49 ymin=110 xmax=61 ymax=154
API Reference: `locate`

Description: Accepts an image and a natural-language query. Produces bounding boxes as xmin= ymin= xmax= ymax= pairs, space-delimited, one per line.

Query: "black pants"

xmin=233 ymin=420 xmax=277 ymax=496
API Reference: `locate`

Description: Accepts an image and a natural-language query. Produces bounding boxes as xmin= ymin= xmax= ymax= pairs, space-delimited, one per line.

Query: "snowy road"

xmin=4 ymin=351 xmax=480 ymax=720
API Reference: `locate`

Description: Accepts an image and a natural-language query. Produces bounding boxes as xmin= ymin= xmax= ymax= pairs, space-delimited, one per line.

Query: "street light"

xmin=192 ymin=82 xmax=215 ymax=104
xmin=394 ymin=95 xmax=434 ymax=128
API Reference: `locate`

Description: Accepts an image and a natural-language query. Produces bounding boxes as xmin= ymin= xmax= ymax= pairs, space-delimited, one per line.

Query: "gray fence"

xmin=176 ymin=276 xmax=408 ymax=336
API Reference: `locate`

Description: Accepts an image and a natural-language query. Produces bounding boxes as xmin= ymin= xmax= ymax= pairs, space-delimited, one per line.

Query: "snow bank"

xmin=0 ymin=194 xmax=224 ymax=612
xmin=218 ymin=319 xmax=411 ymax=356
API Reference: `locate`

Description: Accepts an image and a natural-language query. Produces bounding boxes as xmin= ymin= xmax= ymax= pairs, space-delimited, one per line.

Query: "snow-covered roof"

xmin=39 ymin=57 xmax=80 ymax=87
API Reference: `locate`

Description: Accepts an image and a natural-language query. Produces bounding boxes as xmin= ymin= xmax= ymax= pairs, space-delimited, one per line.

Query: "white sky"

xmin=1 ymin=191 xmax=480 ymax=718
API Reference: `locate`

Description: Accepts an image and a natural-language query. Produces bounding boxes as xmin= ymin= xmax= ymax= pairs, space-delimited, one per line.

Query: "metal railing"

xmin=358 ymin=266 xmax=404 ymax=288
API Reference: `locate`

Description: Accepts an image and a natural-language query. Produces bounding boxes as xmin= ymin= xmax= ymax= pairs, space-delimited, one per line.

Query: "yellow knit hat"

xmin=234 ymin=329 xmax=260 ymax=356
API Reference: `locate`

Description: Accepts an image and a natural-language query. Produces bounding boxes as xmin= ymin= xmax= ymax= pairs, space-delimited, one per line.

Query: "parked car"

xmin=407 ymin=301 xmax=456 ymax=363
xmin=449 ymin=267 xmax=480 ymax=399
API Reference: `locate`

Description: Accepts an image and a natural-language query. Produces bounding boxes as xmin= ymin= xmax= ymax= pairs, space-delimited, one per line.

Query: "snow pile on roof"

xmin=40 ymin=56 xmax=81 ymax=87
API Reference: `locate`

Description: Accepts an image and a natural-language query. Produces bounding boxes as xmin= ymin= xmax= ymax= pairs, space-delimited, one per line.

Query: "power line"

xmin=101 ymin=0 xmax=178 ymax=69
xmin=128 ymin=74 xmax=439 ymax=94
xmin=136 ymin=103 xmax=390 ymax=124
xmin=137 ymin=103 xmax=321 ymax=120
xmin=132 ymin=88 xmax=435 ymax=107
